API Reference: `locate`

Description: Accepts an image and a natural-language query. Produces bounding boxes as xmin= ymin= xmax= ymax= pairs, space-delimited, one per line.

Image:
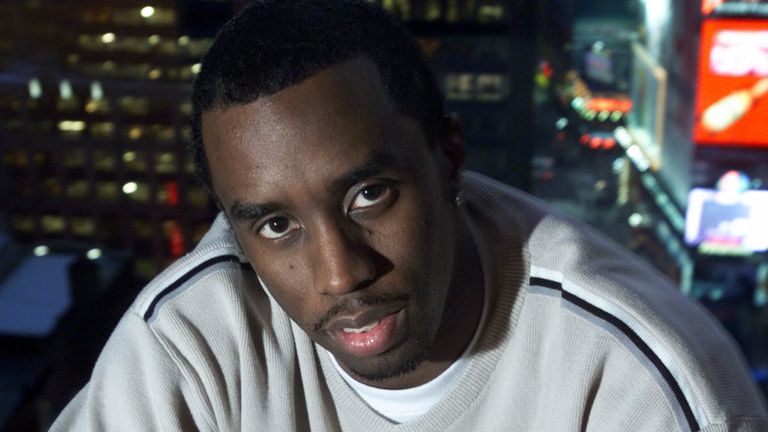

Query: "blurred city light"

xmin=140 ymin=6 xmax=156 ymax=18
xmin=33 ymin=245 xmax=50 ymax=257
xmin=86 ymin=248 xmax=103 ymax=260
xmin=122 ymin=182 xmax=138 ymax=194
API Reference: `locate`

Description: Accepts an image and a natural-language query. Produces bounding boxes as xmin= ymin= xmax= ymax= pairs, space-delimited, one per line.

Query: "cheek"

xmin=240 ymin=240 xmax=319 ymax=325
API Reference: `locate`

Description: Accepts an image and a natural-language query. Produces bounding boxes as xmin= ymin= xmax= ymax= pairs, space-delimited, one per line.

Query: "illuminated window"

xmin=41 ymin=215 xmax=66 ymax=234
xmin=184 ymin=154 xmax=196 ymax=174
xmin=135 ymin=258 xmax=158 ymax=280
xmin=71 ymin=217 xmax=96 ymax=237
xmin=41 ymin=178 xmax=63 ymax=198
xmin=82 ymin=6 xmax=111 ymax=24
xmin=91 ymin=121 xmax=115 ymax=139
xmin=123 ymin=181 xmax=150 ymax=202
xmin=118 ymin=96 xmax=150 ymax=116
xmin=63 ymin=149 xmax=87 ymax=169
xmin=187 ymin=39 xmax=213 ymax=57
xmin=154 ymin=152 xmax=177 ymax=174
xmin=58 ymin=120 xmax=86 ymax=138
xmin=85 ymin=99 xmax=110 ymax=114
xmin=94 ymin=150 xmax=116 ymax=171
xmin=141 ymin=6 xmax=156 ymax=19
xmin=101 ymin=32 xmax=116 ymax=44
xmin=187 ymin=187 xmax=210 ymax=208
xmin=180 ymin=126 xmax=192 ymax=141
xmin=151 ymin=124 xmax=175 ymax=143
xmin=96 ymin=181 xmax=119 ymax=202
xmin=123 ymin=151 xmax=148 ymax=172
xmin=3 ymin=150 xmax=28 ymax=168
xmin=127 ymin=125 xmax=145 ymax=140
xmin=131 ymin=220 xmax=153 ymax=238
xmin=10 ymin=215 xmax=35 ymax=233
xmin=179 ymin=102 xmax=192 ymax=116
xmin=66 ymin=180 xmax=89 ymax=199
xmin=29 ymin=120 xmax=53 ymax=133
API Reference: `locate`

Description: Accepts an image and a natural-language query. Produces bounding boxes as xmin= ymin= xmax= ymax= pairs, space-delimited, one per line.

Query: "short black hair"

xmin=190 ymin=0 xmax=445 ymax=195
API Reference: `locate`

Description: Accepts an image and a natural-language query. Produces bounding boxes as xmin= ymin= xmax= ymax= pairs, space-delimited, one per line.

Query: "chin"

xmin=337 ymin=335 xmax=431 ymax=383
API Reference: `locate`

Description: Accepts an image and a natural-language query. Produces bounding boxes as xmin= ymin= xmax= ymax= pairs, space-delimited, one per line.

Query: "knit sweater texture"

xmin=51 ymin=172 xmax=768 ymax=431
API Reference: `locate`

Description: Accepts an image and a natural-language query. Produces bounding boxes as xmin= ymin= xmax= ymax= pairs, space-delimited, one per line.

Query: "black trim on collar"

xmin=143 ymin=255 xmax=251 ymax=321
xmin=529 ymin=276 xmax=699 ymax=432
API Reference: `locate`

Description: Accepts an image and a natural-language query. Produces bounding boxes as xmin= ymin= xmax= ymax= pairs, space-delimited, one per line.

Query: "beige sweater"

xmin=51 ymin=172 xmax=768 ymax=431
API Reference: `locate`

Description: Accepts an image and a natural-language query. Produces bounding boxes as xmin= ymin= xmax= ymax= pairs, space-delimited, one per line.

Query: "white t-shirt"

xmin=330 ymin=282 xmax=489 ymax=423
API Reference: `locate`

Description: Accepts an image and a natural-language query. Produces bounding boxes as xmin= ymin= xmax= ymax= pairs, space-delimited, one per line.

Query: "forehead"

xmin=201 ymin=58 xmax=429 ymax=201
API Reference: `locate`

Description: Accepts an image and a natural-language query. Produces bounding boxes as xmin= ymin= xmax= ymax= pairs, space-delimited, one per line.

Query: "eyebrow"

xmin=228 ymin=150 xmax=401 ymax=223
xmin=229 ymin=200 xmax=281 ymax=222
xmin=327 ymin=150 xmax=400 ymax=198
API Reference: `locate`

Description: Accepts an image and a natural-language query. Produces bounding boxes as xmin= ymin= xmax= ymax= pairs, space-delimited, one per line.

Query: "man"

xmin=52 ymin=1 xmax=768 ymax=430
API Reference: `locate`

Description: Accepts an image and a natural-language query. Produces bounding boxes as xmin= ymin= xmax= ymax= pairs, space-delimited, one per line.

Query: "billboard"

xmin=685 ymin=187 xmax=768 ymax=254
xmin=694 ymin=19 xmax=768 ymax=147
xmin=702 ymin=0 xmax=768 ymax=17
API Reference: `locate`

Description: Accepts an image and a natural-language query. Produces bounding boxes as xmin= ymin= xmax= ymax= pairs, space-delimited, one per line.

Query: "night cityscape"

xmin=1 ymin=0 xmax=768 ymax=429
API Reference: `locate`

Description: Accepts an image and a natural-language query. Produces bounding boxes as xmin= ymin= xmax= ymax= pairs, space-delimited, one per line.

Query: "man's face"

xmin=202 ymin=59 xmax=461 ymax=386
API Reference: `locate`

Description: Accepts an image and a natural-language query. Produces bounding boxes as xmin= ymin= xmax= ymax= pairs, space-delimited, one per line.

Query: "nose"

xmin=310 ymin=219 xmax=376 ymax=296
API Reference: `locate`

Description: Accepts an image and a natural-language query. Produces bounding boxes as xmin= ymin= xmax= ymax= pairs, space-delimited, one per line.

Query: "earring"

xmin=454 ymin=189 xmax=465 ymax=207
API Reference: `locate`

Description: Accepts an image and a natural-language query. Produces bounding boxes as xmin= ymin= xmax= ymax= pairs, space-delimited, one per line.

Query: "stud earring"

xmin=454 ymin=189 xmax=465 ymax=207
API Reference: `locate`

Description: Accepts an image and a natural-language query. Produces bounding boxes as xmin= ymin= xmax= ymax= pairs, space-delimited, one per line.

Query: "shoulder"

xmin=130 ymin=213 xmax=257 ymax=323
xmin=463 ymin=171 xmax=767 ymax=429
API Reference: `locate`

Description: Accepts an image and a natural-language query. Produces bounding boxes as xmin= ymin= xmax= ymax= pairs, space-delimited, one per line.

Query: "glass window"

xmin=10 ymin=215 xmax=35 ymax=233
xmin=3 ymin=149 xmax=28 ymax=168
xmin=154 ymin=152 xmax=177 ymax=174
xmin=123 ymin=151 xmax=148 ymax=172
xmin=41 ymin=215 xmax=66 ymax=234
xmin=94 ymin=150 xmax=116 ymax=171
xmin=135 ymin=258 xmax=158 ymax=280
xmin=118 ymin=96 xmax=150 ymax=116
xmin=71 ymin=216 xmax=95 ymax=237
xmin=150 ymin=124 xmax=175 ymax=143
xmin=184 ymin=154 xmax=196 ymax=174
xmin=85 ymin=99 xmax=111 ymax=114
xmin=187 ymin=186 xmax=210 ymax=208
xmin=66 ymin=180 xmax=89 ymax=199
xmin=63 ymin=149 xmax=87 ymax=169
xmin=123 ymin=181 xmax=150 ymax=202
xmin=126 ymin=125 xmax=146 ymax=140
xmin=58 ymin=120 xmax=87 ymax=138
xmin=131 ymin=219 xmax=153 ymax=239
xmin=29 ymin=120 xmax=53 ymax=133
xmin=41 ymin=177 xmax=64 ymax=198
xmin=96 ymin=181 xmax=119 ymax=202
xmin=91 ymin=121 xmax=115 ymax=139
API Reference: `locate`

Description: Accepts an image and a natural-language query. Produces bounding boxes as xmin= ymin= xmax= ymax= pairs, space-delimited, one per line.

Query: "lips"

xmin=324 ymin=303 xmax=407 ymax=358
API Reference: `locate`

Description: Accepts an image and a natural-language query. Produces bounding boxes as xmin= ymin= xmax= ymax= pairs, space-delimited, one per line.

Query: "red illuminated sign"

xmin=694 ymin=19 xmax=768 ymax=147
xmin=702 ymin=0 xmax=768 ymax=16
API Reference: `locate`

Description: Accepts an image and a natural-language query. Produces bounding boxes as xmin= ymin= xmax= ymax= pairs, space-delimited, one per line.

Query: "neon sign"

xmin=694 ymin=19 xmax=768 ymax=147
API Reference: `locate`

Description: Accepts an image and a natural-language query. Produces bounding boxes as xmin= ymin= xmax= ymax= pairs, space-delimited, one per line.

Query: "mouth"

xmin=325 ymin=304 xmax=407 ymax=358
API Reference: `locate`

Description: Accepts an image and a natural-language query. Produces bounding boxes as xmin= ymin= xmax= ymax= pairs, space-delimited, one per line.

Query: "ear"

xmin=438 ymin=113 xmax=465 ymax=185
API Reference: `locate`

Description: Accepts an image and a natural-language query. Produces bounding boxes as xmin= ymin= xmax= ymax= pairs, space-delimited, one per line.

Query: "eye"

xmin=257 ymin=216 xmax=300 ymax=240
xmin=350 ymin=184 xmax=391 ymax=211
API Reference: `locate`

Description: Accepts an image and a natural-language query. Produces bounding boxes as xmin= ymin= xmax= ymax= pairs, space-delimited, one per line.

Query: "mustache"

xmin=313 ymin=293 xmax=410 ymax=332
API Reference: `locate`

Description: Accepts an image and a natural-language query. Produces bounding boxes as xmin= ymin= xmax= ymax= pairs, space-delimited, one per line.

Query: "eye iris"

xmin=362 ymin=185 xmax=384 ymax=201
xmin=270 ymin=218 xmax=289 ymax=233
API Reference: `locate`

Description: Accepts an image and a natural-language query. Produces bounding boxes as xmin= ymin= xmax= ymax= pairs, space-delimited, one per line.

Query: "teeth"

xmin=342 ymin=320 xmax=380 ymax=334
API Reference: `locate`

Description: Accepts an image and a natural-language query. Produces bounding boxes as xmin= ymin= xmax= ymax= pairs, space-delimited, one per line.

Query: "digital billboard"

xmin=693 ymin=19 xmax=768 ymax=147
xmin=702 ymin=0 xmax=768 ymax=17
xmin=685 ymin=187 xmax=768 ymax=254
